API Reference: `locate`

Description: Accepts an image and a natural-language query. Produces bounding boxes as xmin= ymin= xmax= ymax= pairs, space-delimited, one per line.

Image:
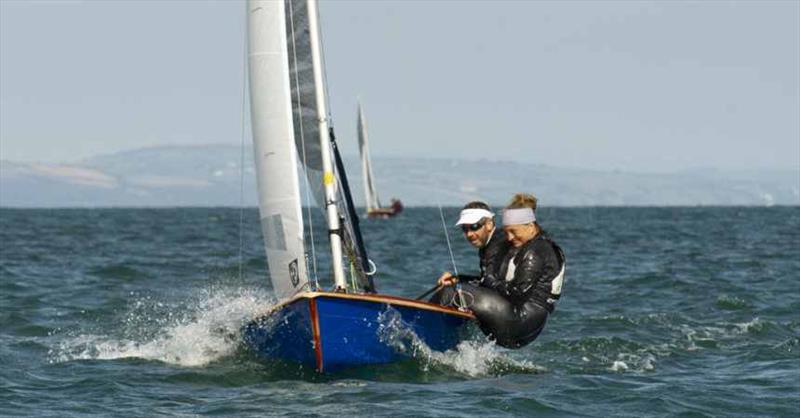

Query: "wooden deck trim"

xmin=304 ymin=291 xmax=476 ymax=319
xmin=250 ymin=290 xmax=476 ymax=321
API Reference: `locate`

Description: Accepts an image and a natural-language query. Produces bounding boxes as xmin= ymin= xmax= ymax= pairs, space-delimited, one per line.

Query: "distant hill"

xmin=1 ymin=145 xmax=798 ymax=207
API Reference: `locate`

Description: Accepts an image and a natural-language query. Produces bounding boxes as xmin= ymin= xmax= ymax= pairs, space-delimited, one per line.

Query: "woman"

xmin=438 ymin=193 xmax=566 ymax=348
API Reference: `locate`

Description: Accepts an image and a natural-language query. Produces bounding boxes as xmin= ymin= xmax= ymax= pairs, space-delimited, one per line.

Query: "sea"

xmin=1 ymin=207 xmax=798 ymax=417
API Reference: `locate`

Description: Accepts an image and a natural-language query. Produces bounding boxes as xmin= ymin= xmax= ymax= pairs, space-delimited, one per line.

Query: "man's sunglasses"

xmin=461 ymin=220 xmax=486 ymax=233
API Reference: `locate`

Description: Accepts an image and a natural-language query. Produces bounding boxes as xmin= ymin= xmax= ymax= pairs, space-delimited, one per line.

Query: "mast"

xmin=306 ymin=0 xmax=346 ymax=290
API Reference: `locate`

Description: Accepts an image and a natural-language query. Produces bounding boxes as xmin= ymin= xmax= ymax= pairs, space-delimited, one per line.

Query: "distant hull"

xmin=366 ymin=208 xmax=401 ymax=219
xmin=366 ymin=200 xmax=403 ymax=219
xmin=243 ymin=291 xmax=474 ymax=372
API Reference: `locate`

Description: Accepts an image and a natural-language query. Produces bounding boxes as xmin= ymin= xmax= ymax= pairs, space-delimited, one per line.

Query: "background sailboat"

xmin=242 ymin=0 xmax=473 ymax=372
xmin=358 ymin=102 xmax=403 ymax=219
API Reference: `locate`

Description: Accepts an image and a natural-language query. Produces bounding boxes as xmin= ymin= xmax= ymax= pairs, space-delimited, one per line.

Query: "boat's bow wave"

xmin=376 ymin=307 xmax=544 ymax=377
xmin=49 ymin=288 xmax=276 ymax=367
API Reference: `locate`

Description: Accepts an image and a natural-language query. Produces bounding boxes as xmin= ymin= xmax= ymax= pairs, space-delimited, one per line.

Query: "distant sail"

xmin=248 ymin=0 xmax=308 ymax=300
xmin=357 ymin=102 xmax=381 ymax=212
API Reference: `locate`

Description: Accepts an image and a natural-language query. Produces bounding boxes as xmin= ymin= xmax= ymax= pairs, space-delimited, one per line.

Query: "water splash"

xmin=429 ymin=340 xmax=545 ymax=376
xmin=50 ymin=287 xmax=274 ymax=367
xmin=608 ymin=352 xmax=656 ymax=373
xmin=376 ymin=307 xmax=543 ymax=377
xmin=733 ymin=317 xmax=766 ymax=334
xmin=610 ymin=360 xmax=629 ymax=372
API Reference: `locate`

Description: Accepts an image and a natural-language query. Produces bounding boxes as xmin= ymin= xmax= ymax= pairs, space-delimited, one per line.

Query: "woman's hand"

xmin=437 ymin=272 xmax=458 ymax=287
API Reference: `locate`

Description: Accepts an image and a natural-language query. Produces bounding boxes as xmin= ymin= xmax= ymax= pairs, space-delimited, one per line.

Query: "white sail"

xmin=249 ymin=0 xmax=347 ymax=297
xmin=357 ymin=102 xmax=381 ymax=212
xmin=248 ymin=0 xmax=308 ymax=300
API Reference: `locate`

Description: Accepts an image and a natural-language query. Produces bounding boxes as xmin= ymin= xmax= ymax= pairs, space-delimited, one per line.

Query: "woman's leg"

xmin=507 ymin=301 xmax=549 ymax=348
xmin=453 ymin=284 xmax=519 ymax=346
xmin=432 ymin=284 xmax=548 ymax=348
xmin=448 ymin=285 xmax=550 ymax=348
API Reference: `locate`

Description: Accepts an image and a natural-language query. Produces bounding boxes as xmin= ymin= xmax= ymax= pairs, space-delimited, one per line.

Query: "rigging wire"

xmin=438 ymin=201 xmax=468 ymax=310
xmin=237 ymin=2 xmax=249 ymax=283
xmin=288 ymin=0 xmax=319 ymax=288
xmin=438 ymin=202 xmax=459 ymax=277
xmin=314 ymin=0 xmax=334 ymax=127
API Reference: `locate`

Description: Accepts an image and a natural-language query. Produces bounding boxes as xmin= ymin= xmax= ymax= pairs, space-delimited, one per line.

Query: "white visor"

xmin=455 ymin=208 xmax=494 ymax=226
xmin=502 ymin=208 xmax=536 ymax=225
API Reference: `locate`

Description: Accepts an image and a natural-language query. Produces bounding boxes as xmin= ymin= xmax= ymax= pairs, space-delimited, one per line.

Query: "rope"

xmin=349 ymin=260 xmax=358 ymax=291
xmin=365 ymin=259 xmax=377 ymax=276
xmin=450 ymin=288 xmax=474 ymax=310
xmin=288 ymin=0 xmax=319 ymax=289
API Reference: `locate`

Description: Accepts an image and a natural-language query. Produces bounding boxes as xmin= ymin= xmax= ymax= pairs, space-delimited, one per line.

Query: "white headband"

xmin=502 ymin=208 xmax=536 ymax=225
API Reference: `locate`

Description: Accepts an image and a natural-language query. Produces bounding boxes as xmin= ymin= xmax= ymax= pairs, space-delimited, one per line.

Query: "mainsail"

xmin=248 ymin=0 xmax=308 ymax=300
xmin=357 ymin=102 xmax=381 ymax=212
xmin=249 ymin=0 xmax=374 ymax=299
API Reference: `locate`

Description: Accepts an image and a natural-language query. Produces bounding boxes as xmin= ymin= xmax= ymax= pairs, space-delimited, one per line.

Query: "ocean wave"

xmin=545 ymin=336 xmax=658 ymax=373
xmin=548 ymin=335 xmax=649 ymax=354
xmin=715 ymin=295 xmax=753 ymax=310
xmin=772 ymin=336 xmax=799 ymax=353
xmin=88 ymin=263 xmax=148 ymax=281
xmin=682 ymin=317 xmax=769 ymax=343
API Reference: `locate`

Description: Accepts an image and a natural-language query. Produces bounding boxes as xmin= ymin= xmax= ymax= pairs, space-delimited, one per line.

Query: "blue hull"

xmin=242 ymin=292 xmax=474 ymax=372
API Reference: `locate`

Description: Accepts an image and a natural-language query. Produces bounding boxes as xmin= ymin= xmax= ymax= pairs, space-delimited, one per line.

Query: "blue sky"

xmin=1 ymin=0 xmax=798 ymax=173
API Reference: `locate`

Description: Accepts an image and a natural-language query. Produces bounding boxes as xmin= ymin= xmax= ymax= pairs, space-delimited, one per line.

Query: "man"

xmin=433 ymin=201 xmax=511 ymax=301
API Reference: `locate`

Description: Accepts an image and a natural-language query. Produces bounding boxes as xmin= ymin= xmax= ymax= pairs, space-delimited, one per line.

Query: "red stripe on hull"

xmin=308 ymin=299 xmax=324 ymax=372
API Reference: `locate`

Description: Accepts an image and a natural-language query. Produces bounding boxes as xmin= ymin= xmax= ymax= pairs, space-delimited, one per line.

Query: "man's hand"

xmin=437 ymin=272 xmax=459 ymax=287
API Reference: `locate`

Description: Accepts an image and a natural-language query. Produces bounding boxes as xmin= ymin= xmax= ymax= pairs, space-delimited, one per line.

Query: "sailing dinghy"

xmin=357 ymin=102 xmax=403 ymax=219
xmin=243 ymin=0 xmax=473 ymax=372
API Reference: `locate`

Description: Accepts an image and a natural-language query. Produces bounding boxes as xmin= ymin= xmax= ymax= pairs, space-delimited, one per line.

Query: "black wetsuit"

xmin=430 ymin=228 xmax=509 ymax=307
xmin=436 ymin=231 xmax=565 ymax=348
xmin=456 ymin=228 xmax=511 ymax=287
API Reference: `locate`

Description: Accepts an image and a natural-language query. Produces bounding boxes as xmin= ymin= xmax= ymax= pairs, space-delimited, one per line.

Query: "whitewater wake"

xmin=50 ymin=287 xmax=274 ymax=367
xmin=376 ymin=307 xmax=543 ymax=377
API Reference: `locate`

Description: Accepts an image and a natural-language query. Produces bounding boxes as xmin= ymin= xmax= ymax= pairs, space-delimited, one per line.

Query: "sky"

xmin=1 ymin=0 xmax=798 ymax=173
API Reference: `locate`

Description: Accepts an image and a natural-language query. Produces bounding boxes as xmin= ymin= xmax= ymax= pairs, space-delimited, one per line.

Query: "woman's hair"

xmin=506 ymin=193 xmax=537 ymax=210
xmin=506 ymin=193 xmax=540 ymax=229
